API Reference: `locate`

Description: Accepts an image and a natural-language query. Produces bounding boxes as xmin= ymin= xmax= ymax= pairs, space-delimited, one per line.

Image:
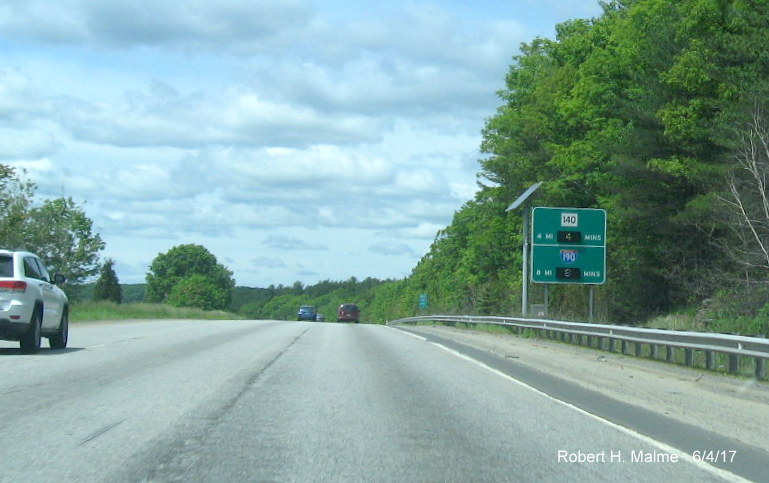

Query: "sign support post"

xmin=506 ymin=182 xmax=542 ymax=317
xmin=521 ymin=206 xmax=530 ymax=317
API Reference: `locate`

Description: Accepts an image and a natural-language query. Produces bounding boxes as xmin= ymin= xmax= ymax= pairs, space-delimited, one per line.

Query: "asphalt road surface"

xmin=0 ymin=320 xmax=759 ymax=482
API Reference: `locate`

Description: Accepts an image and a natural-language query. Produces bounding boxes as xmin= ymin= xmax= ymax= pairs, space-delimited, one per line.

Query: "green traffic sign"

xmin=418 ymin=293 xmax=429 ymax=309
xmin=531 ymin=207 xmax=606 ymax=284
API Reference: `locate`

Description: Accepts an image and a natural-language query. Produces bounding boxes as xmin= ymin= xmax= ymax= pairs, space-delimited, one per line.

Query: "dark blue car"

xmin=297 ymin=305 xmax=317 ymax=321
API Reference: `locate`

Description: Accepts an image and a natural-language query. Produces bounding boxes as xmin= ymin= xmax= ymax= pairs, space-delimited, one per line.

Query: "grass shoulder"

xmin=70 ymin=301 xmax=245 ymax=322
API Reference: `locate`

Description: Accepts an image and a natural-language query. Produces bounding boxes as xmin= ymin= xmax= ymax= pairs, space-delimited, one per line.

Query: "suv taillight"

xmin=0 ymin=281 xmax=27 ymax=292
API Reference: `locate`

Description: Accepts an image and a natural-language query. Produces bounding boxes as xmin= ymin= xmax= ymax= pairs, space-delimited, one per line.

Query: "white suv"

xmin=0 ymin=250 xmax=69 ymax=353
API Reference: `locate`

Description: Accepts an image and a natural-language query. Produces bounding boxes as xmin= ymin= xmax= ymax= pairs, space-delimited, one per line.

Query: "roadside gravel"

xmin=406 ymin=324 xmax=769 ymax=453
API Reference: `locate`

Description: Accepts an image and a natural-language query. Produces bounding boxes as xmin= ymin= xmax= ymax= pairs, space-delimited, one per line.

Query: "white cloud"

xmin=368 ymin=242 xmax=418 ymax=257
xmin=0 ymin=0 xmax=314 ymax=52
xmin=197 ymin=144 xmax=395 ymax=190
xmin=383 ymin=223 xmax=444 ymax=241
xmin=0 ymin=68 xmax=52 ymax=125
xmin=251 ymin=256 xmax=286 ymax=269
xmin=0 ymin=128 xmax=60 ymax=160
xmin=263 ymin=235 xmax=326 ymax=251
xmin=7 ymin=158 xmax=56 ymax=176
xmin=53 ymin=84 xmax=380 ymax=149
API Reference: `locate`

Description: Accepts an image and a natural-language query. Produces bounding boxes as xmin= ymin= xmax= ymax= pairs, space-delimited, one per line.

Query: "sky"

xmin=0 ymin=0 xmax=604 ymax=288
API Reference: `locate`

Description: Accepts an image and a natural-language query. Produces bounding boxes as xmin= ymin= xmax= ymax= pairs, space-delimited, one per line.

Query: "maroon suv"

xmin=337 ymin=303 xmax=359 ymax=323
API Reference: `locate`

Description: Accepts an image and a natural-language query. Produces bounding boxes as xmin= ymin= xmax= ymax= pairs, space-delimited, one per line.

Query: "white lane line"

xmin=429 ymin=341 xmax=748 ymax=483
xmin=386 ymin=326 xmax=427 ymax=341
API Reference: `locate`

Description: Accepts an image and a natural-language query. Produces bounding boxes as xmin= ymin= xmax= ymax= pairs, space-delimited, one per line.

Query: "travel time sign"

xmin=531 ymin=207 xmax=606 ymax=284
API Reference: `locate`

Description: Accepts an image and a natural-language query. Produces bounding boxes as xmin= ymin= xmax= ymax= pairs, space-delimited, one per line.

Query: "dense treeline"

xmin=367 ymin=0 xmax=769 ymax=333
xmin=91 ymin=278 xmax=399 ymax=323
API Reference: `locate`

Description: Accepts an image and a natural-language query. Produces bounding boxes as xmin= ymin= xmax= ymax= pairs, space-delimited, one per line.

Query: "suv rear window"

xmin=0 ymin=256 xmax=13 ymax=277
xmin=23 ymin=257 xmax=44 ymax=280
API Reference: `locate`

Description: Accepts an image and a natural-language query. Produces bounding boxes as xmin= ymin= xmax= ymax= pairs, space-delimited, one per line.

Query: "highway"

xmin=0 ymin=320 xmax=762 ymax=482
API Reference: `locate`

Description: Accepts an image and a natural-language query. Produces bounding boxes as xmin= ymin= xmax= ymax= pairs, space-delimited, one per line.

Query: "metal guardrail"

xmin=388 ymin=315 xmax=769 ymax=380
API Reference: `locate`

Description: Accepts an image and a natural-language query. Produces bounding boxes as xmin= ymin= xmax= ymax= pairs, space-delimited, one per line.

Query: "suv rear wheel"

xmin=20 ymin=307 xmax=42 ymax=354
xmin=49 ymin=308 xmax=68 ymax=349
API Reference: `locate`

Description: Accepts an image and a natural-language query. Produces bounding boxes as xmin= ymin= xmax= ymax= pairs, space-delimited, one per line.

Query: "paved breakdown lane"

xmin=0 ymin=320 xmax=756 ymax=482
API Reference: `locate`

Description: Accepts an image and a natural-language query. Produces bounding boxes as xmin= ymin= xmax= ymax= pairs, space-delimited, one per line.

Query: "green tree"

xmin=0 ymin=166 xmax=105 ymax=285
xmin=166 ymin=274 xmax=227 ymax=310
xmin=93 ymin=258 xmax=122 ymax=303
xmin=145 ymin=244 xmax=235 ymax=310
xmin=26 ymin=197 xmax=105 ymax=283
xmin=0 ymin=165 xmax=35 ymax=250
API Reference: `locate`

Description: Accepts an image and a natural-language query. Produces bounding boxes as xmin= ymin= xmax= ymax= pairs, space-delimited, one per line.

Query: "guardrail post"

xmin=621 ymin=340 xmax=628 ymax=355
xmin=728 ymin=354 xmax=740 ymax=374
xmin=756 ymin=358 xmax=767 ymax=380
xmin=608 ymin=338 xmax=615 ymax=352
xmin=706 ymin=351 xmax=715 ymax=370
xmin=685 ymin=349 xmax=694 ymax=367
xmin=635 ymin=343 xmax=643 ymax=357
xmin=666 ymin=346 xmax=675 ymax=363
xmin=651 ymin=345 xmax=659 ymax=359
